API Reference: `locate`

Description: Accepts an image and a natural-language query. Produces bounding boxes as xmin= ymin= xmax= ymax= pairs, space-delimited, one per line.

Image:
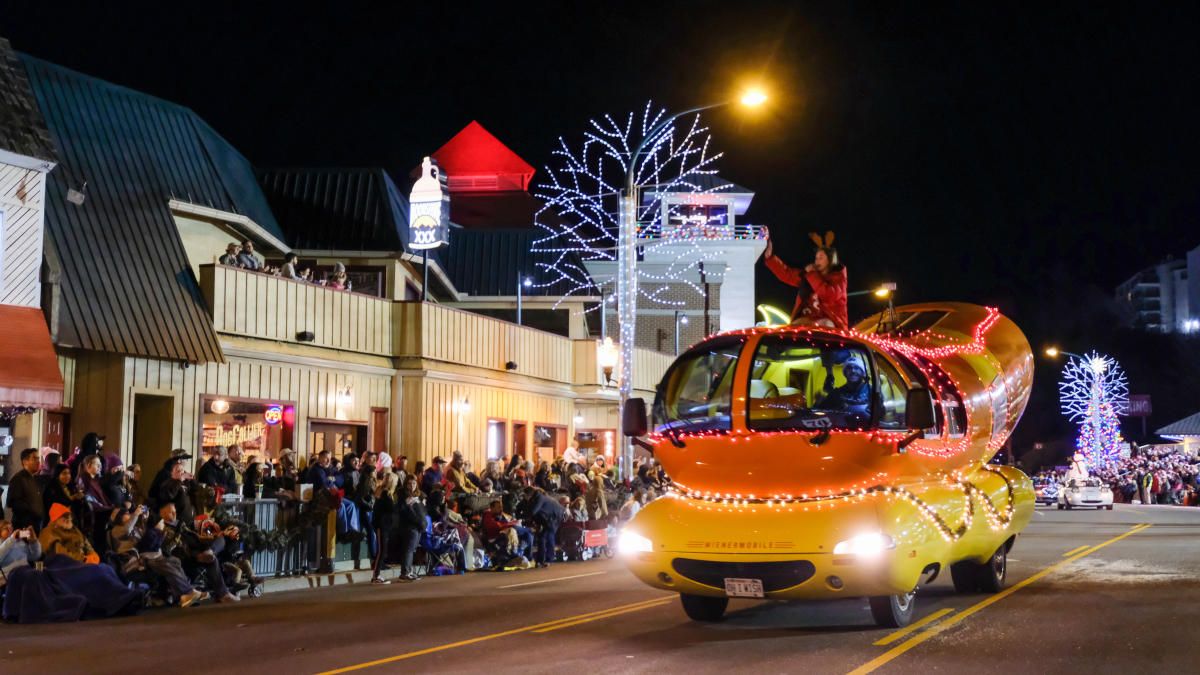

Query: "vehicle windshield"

xmin=748 ymin=335 xmax=897 ymax=432
xmin=654 ymin=339 xmax=743 ymax=433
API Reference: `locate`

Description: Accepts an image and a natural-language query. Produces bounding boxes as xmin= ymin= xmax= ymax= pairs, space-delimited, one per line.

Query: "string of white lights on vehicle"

xmin=665 ymin=465 xmax=1017 ymax=543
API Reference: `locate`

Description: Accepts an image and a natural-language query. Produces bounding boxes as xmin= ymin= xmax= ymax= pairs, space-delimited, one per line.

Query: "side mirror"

xmin=622 ymin=398 xmax=648 ymax=437
xmin=905 ymin=387 xmax=936 ymax=431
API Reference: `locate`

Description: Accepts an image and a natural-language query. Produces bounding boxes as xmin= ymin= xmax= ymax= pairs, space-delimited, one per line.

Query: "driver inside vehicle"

xmin=816 ymin=360 xmax=871 ymax=414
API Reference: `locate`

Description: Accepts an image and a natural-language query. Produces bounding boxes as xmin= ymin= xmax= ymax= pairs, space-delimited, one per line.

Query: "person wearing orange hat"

xmin=39 ymin=503 xmax=100 ymax=565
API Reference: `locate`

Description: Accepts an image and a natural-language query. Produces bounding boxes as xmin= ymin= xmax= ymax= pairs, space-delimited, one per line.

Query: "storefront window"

xmin=201 ymin=396 xmax=295 ymax=463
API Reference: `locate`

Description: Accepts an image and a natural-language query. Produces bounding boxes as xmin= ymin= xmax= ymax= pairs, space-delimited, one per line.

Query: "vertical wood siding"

xmin=0 ymin=163 xmax=47 ymax=307
xmin=202 ymin=264 xmax=392 ymax=357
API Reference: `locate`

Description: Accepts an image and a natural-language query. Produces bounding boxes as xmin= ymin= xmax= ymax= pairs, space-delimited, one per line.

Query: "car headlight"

xmin=618 ymin=530 xmax=653 ymax=555
xmin=833 ymin=532 xmax=895 ymax=558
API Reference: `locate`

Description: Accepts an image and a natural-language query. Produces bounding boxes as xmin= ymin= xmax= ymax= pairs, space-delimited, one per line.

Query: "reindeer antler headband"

xmin=808 ymin=231 xmax=835 ymax=249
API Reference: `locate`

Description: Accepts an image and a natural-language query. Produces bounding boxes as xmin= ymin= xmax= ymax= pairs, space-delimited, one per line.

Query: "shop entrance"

xmin=309 ymin=421 xmax=367 ymax=463
xmin=133 ymin=394 xmax=174 ymax=473
xmin=512 ymin=421 xmax=527 ymax=460
xmin=534 ymin=424 xmax=567 ymax=463
xmin=43 ymin=411 xmax=70 ymax=455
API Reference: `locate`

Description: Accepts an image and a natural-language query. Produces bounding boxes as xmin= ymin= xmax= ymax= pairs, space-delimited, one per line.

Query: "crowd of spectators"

xmin=218 ymin=241 xmax=352 ymax=290
xmin=1034 ymin=445 xmax=1200 ymax=506
xmin=4 ymin=433 xmax=668 ymax=621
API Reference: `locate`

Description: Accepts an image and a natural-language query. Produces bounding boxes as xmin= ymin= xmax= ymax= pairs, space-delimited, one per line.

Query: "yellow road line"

xmin=846 ymin=523 xmax=1152 ymax=675
xmin=315 ymin=597 xmax=671 ymax=674
xmin=1062 ymin=545 xmax=1089 ymax=557
xmin=532 ymin=599 xmax=674 ymax=633
xmin=872 ymin=607 xmax=955 ymax=646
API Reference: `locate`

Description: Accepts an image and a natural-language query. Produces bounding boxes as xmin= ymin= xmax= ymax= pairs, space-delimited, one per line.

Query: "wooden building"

xmin=6 ymin=52 xmax=672 ymax=478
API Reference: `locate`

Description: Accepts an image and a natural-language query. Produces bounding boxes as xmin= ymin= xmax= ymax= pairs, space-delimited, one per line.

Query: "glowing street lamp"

xmin=615 ymin=85 xmax=770 ymax=478
xmin=597 ymin=336 xmax=619 ymax=386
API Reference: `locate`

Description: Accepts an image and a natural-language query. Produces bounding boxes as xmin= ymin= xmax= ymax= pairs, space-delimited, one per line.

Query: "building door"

xmin=370 ymin=408 xmax=389 ymax=456
xmin=512 ymin=422 xmax=527 ymax=460
xmin=133 ymin=394 xmax=174 ymax=472
xmin=309 ymin=422 xmax=367 ymax=462
xmin=43 ymin=412 xmax=70 ymax=455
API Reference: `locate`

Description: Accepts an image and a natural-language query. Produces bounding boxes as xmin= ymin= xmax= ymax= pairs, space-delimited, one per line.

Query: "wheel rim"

xmin=992 ymin=549 xmax=1006 ymax=580
xmin=896 ymin=591 xmax=914 ymax=612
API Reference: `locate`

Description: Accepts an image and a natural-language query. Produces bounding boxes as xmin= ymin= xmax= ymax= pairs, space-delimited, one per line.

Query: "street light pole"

xmin=614 ymin=91 xmax=767 ymax=481
xmin=674 ymin=310 xmax=688 ymax=355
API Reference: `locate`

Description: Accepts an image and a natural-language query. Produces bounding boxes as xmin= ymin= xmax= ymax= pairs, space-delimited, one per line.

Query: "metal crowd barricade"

xmin=217 ymin=497 xmax=311 ymax=577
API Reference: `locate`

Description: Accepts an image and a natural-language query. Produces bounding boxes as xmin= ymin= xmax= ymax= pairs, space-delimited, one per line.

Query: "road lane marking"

xmin=1062 ymin=545 xmax=1089 ymax=557
xmin=846 ymin=523 xmax=1152 ymax=675
xmin=498 ymin=571 xmax=607 ymax=589
xmin=315 ymin=597 xmax=671 ymax=674
xmin=532 ymin=598 xmax=674 ymax=633
xmin=872 ymin=608 xmax=955 ymax=646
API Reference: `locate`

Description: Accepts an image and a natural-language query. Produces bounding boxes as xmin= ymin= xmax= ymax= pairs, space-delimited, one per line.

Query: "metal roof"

xmin=1157 ymin=411 xmax=1200 ymax=437
xmin=258 ymin=168 xmax=410 ymax=251
xmin=0 ymin=38 xmax=57 ymax=166
xmin=22 ymin=54 xmax=285 ymax=363
xmin=440 ymin=228 xmax=593 ymax=297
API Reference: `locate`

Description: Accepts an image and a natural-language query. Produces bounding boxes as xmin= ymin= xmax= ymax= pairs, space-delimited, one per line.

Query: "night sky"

xmin=4 ymin=2 xmax=1198 ymax=459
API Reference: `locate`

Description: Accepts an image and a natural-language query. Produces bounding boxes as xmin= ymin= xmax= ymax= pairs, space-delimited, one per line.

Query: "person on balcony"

xmin=763 ymin=230 xmax=848 ymax=330
xmin=237 ymin=239 xmax=263 ymax=271
xmin=279 ymin=253 xmax=303 ymax=281
xmin=219 ymin=243 xmax=241 ymax=266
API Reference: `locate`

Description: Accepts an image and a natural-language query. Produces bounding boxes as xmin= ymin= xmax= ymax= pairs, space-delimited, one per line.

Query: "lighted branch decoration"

xmin=1058 ymin=351 xmax=1129 ymax=470
xmin=531 ymin=101 xmax=732 ymax=307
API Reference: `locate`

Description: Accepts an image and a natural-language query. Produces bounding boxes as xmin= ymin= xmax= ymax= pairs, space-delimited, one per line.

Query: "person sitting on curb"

xmin=155 ymin=502 xmax=239 ymax=604
xmin=39 ymin=503 xmax=100 ymax=564
xmin=0 ymin=519 xmax=42 ymax=588
xmin=115 ymin=504 xmax=207 ymax=608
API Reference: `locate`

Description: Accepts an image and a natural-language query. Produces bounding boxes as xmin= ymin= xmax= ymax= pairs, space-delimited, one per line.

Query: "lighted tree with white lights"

xmin=1058 ymin=351 xmax=1129 ymax=471
xmin=530 ymin=101 xmax=733 ymax=309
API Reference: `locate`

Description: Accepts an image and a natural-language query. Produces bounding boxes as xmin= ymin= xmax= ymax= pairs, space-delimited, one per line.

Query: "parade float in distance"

xmin=619 ymin=302 xmax=1035 ymax=627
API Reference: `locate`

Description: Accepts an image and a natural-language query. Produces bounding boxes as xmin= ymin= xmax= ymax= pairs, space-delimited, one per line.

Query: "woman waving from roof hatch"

xmin=762 ymin=229 xmax=848 ymax=330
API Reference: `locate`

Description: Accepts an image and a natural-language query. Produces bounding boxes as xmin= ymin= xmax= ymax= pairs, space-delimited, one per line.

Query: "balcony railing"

xmin=200 ymin=264 xmax=393 ymax=356
xmin=200 ymin=265 xmax=676 ymax=390
xmin=638 ymin=223 xmax=767 ymax=241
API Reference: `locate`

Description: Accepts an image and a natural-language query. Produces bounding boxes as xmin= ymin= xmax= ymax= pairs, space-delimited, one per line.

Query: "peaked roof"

xmin=1157 ymin=411 xmax=1200 ymax=437
xmin=440 ymin=228 xmax=592 ymax=297
xmin=22 ymin=54 xmax=284 ymax=363
xmin=430 ymin=121 xmax=535 ymax=190
xmin=0 ymin=38 xmax=56 ymax=166
xmin=259 ymin=168 xmax=410 ymax=252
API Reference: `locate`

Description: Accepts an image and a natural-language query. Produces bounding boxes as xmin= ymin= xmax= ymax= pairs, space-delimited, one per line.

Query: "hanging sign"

xmin=408 ymin=156 xmax=450 ymax=250
xmin=264 ymin=405 xmax=284 ymax=426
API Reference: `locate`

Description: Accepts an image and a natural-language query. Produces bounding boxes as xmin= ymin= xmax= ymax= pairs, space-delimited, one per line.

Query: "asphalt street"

xmin=3 ymin=504 xmax=1198 ymax=675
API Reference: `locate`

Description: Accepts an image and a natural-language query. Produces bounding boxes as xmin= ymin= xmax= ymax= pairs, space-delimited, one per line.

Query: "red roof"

xmin=430 ymin=121 xmax=536 ymax=191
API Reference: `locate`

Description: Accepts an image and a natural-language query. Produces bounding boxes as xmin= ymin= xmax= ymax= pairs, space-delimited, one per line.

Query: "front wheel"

xmin=869 ymin=591 xmax=915 ymax=628
xmin=1106 ymin=505 xmax=1114 ymax=510
xmin=680 ymin=593 xmax=728 ymax=622
xmin=1057 ymin=503 xmax=1064 ymax=510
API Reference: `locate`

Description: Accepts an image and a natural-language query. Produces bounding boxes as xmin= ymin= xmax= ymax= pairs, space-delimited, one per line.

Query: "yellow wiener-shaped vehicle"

xmin=619 ymin=303 xmax=1035 ymax=626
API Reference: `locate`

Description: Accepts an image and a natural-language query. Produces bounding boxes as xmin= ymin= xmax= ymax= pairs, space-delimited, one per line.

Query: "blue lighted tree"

xmin=1058 ymin=352 xmax=1129 ymax=471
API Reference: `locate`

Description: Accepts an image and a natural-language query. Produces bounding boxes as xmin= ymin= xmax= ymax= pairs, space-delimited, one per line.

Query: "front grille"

xmin=671 ymin=558 xmax=816 ymax=592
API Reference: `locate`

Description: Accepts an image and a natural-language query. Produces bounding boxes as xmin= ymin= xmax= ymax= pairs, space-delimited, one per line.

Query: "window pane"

xmin=655 ymin=341 xmax=741 ymax=432
xmin=875 ymin=358 xmax=908 ymax=430
xmin=747 ymin=336 xmax=873 ymax=431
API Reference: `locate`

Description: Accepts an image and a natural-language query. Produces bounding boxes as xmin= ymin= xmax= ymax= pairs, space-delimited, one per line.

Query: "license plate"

xmin=724 ymin=577 xmax=765 ymax=598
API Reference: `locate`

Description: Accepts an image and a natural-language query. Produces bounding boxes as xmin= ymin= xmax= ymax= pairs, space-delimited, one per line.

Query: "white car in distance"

xmin=1057 ymin=477 xmax=1114 ymax=510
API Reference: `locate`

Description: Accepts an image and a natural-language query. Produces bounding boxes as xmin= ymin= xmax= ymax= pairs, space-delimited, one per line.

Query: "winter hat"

xmin=50 ymin=503 xmax=71 ymax=523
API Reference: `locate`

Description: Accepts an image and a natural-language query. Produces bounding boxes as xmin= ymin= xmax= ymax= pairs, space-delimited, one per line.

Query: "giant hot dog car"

xmin=619 ymin=303 xmax=1035 ymax=627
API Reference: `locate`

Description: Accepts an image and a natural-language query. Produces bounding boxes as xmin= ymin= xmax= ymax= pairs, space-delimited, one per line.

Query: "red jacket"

xmin=482 ymin=510 xmax=515 ymax=541
xmin=764 ymin=255 xmax=849 ymax=330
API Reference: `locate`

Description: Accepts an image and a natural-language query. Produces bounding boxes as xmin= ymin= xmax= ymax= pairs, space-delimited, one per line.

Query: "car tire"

xmin=1106 ymin=505 xmax=1114 ymax=510
xmin=680 ymin=593 xmax=728 ymax=622
xmin=951 ymin=544 xmax=1007 ymax=594
xmin=1057 ymin=503 xmax=1064 ymax=510
xmin=869 ymin=591 xmax=915 ymax=628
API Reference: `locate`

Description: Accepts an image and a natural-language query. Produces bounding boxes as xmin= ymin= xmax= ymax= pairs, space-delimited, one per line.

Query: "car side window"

xmin=874 ymin=357 xmax=908 ymax=430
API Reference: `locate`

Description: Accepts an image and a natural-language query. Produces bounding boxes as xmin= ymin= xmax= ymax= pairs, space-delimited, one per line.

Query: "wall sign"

xmin=408 ymin=156 xmax=450 ymax=250
xmin=264 ymin=405 xmax=283 ymax=426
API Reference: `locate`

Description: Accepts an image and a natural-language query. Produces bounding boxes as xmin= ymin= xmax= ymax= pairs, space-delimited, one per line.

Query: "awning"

xmin=0 ymin=305 xmax=64 ymax=409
